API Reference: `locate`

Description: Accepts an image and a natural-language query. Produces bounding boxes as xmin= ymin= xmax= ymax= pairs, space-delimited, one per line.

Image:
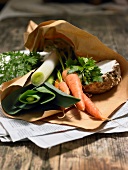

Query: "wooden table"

xmin=0 ymin=12 xmax=128 ymax=170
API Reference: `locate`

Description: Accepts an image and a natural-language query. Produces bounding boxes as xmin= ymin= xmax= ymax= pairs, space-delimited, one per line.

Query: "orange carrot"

xmin=54 ymin=79 xmax=60 ymax=89
xmin=62 ymin=70 xmax=85 ymax=111
xmin=83 ymin=93 xmax=106 ymax=120
xmin=62 ymin=69 xmax=68 ymax=82
xmin=59 ymin=81 xmax=70 ymax=95
xmin=54 ymin=78 xmax=70 ymax=95
xmin=54 ymin=77 xmax=70 ymax=114
xmin=62 ymin=70 xmax=106 ymax=119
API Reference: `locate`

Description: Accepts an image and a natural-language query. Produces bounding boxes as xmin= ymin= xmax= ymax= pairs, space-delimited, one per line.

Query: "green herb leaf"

xmin=66 ymin=57 xmax=103 ymax=85
xmin=0 ymin=51 xmax=42 ymax=84
xmin=66 ymin=58 xmax=78 ymax=67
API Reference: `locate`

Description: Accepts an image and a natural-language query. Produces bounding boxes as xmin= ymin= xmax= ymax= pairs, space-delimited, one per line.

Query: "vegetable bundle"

xmin=0 ymin=49 xmax=106 ymax=120
xmin=0 ymin=19 xmax=128 ymax=130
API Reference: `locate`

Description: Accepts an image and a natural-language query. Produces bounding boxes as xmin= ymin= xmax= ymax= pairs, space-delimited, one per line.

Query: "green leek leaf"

xmin=44 ymin=82 xmax=80 ymax=108
xmin=1 ymin=85 xmax=34 ymax=115
xmin=19 ymin=90 xmax=41 ymax=104
xmin=1 ymin=82 xmax=80 ymax=115
xmin=36 ymin=86 xmax=55 ymax=104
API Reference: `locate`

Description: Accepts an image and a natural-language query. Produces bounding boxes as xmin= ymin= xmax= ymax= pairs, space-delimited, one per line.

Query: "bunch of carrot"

xmin=54 ymin=69 xmax=106 ymax=120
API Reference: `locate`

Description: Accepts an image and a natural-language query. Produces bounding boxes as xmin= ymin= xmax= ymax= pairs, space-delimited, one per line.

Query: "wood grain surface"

xmin=0 ymin=12 xmax=128 ymax=170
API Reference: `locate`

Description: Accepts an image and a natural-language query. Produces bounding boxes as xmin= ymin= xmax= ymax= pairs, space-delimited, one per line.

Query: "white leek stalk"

xmin=31 ymin=50 xmax=58 ymax=86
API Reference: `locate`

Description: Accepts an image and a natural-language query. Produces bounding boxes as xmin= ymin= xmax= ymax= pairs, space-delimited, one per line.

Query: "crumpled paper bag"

xmin=0 ymin=20 xmax=128 ymax=130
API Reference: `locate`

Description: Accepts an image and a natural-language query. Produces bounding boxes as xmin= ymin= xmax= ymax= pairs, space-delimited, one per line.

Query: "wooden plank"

xmin=83 ymin=133 xmax=128 ymax=170
xmin=108 ymin=14 xmax=128 ymax=60
xmin=60 ymin=139 xmax=85 ymax=170
xmin=0 ymin=142 xmax=32 ymax=170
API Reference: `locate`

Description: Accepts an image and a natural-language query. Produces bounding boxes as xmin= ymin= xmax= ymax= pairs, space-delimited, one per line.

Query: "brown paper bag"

xmin=1 ymin=20 xmax=128 ymax=130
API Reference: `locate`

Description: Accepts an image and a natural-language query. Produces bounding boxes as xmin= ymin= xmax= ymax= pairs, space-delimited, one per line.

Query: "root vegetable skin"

xmin=54 ymin=79 xmax=60 ymax=89
xmin=58 ymin=81 xmax=70 ymax=95
xmin=83 ymin=60 xmax=121 ymax=94
xmin=62 ymin=69 xmax=68 ymax=82
xmin=62 ymin=70 xmax=85 ymax=111
xmin=83 ymin=93 xmax=105 ymax=120
xmin=54 ymin=78 xmax=70 ymax=95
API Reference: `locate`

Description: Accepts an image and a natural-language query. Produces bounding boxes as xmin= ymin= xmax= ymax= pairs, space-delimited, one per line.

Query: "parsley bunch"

xmin=0 ymin=51 xmax=42 ymax=84
xmin=66 ymin=57 xmax=103 ymax=85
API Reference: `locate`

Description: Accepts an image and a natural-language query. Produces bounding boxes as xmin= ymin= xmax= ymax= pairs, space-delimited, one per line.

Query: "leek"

xmin=31 ymin=50 xmax=58 ymax=86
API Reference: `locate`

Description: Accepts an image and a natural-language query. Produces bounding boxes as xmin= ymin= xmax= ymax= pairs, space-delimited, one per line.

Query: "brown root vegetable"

xmin=83 ymin=60 xmax=121 ymax=94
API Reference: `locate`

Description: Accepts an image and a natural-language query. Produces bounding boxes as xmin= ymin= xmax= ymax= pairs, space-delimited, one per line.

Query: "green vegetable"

xmin=31 ymin=50 xmax=59 ymax=86
xmin=44 ymin=82 xmax=80 ymax=108
xmin=35 ymin=86 xmax=56 ymax=104
xmin=0 ymin=51 xmax=42 ymax=84
xmin=66 ymin=57 xmax=103 ymax=85
xmin=1 ymin=83 xmax=80 ymax=115
xmin=46 ymin=73 xmax=55 ymax=85
xmin=19 ymin=90 xmax=41 ymax=104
